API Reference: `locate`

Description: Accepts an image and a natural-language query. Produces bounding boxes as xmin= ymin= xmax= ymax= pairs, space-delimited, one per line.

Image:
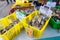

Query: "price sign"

xmin=26 ymin=28 xmax=33 ymax=37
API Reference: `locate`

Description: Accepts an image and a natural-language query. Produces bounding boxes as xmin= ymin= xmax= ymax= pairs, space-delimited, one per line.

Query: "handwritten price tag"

xmin=26 ymin=28 xmax=33 ymax=37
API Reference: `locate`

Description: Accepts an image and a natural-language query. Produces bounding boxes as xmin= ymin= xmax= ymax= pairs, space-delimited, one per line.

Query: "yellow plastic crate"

xmin=0 ymin=11 xmax=24 ymax=40
xmin=0 ymin=22 xmax=23 ymax=40
xmin=12 ymin=0 xmax=31 ymax=8
xmin=0 ymin=11 xmax=25 ymax=40
xmin=21 ymin=10 xmax=51 ymax=38
xmin=12 ymin=3 xmax=32 ymax=8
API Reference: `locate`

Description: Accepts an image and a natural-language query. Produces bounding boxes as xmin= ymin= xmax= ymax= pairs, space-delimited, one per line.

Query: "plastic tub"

xmin=21 ymin=10 xmax=51 ymax=38
xmin=49 ymin=18 xmax=60 ymax=29
xmin=49 ymin=6 xmax=60 ymax=29
xmin=0 ymin=12 xmax=23 ymax=40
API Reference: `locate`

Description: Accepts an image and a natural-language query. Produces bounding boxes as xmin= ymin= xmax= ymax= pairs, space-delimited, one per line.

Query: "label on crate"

xmin=26 ymin=28 xmax=33 ymax=37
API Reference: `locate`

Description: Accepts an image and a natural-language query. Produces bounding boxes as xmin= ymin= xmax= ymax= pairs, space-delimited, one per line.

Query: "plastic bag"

xmin=16 ymin=10 xmax=26 ymax=21
xmin=39 ymin=6 xmax=52 ymax=18
xmin=45 ymin=2 xmax=56 ymax=8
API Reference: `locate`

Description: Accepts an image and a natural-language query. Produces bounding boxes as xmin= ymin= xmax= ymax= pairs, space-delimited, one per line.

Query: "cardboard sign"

xmin=26 ymin=28 xmax=33 ymax=37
